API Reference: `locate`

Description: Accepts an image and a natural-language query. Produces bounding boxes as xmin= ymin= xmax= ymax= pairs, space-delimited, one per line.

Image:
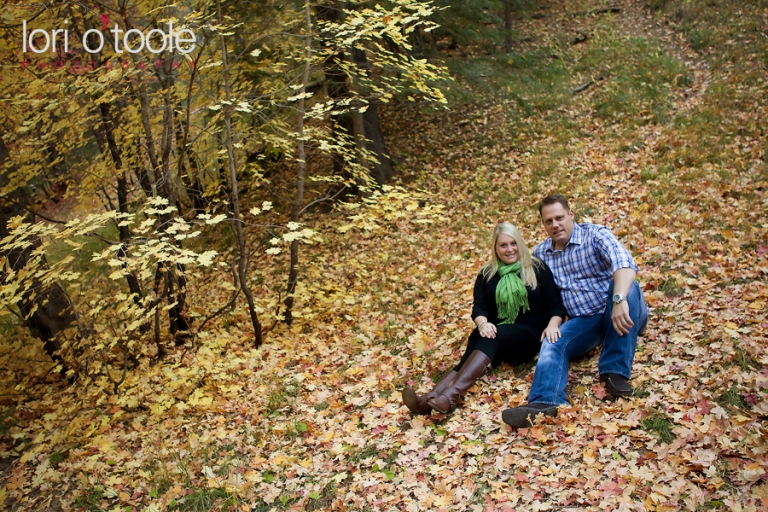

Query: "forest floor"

xmin=2 ymin=0 xmax=768 ymax=511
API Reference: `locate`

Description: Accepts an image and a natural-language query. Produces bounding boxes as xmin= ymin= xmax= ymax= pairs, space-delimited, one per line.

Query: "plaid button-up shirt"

xmin=533 ymin=223 xmax=639 ymax=318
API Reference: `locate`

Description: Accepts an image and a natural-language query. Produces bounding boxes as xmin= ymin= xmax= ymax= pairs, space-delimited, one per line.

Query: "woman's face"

xmin=495 ymin=233 xmax=519 ymax=264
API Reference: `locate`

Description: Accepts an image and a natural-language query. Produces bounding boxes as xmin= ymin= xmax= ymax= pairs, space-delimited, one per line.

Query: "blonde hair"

xmin=480 ymin=222 xmax=541 ymax=289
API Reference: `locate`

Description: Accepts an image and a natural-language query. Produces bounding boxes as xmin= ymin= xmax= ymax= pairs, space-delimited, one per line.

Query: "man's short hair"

xmin=538 ymin=194 xmax=570 ymax=215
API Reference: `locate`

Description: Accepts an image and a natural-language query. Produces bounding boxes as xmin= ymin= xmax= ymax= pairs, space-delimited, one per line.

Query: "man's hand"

xmin=612 ymin=300 xmax=634 ymax=335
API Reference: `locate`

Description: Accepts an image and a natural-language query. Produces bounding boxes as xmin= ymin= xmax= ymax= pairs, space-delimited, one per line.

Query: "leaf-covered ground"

xmin=2 ymin=0 xmax=767 ymax=510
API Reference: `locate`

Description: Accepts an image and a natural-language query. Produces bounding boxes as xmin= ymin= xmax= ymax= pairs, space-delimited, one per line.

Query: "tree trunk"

xmin=284 ymin=0 xmax=313 ymax=326
xmin=503 ymin=0 xmax=513 ymax=54
xmin=174 ymin=106 xmax=208 ymax=214
xmin=318 ymin=4 xmax=394 ymax=190
xmin=216 ymin=0 xmax=263 ymax=346
xmin=98 ymin=104 xmax=146 ymax=306
xmin=174 ymin=49 xmax=208 ymax=215
xmin=323 ymin=49 xmax=358 ymax=193
xmin=0 ymin=137 xmax=75 ymax=362
xmin=121 ymin=11 xmax=191 ymax=340
xmin=351 ymin=49 xmax=394 ymax=185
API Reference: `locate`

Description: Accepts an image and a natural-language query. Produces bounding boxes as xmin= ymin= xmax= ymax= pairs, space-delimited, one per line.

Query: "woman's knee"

xmin=472 ymin=342 xmax=498 ymax=361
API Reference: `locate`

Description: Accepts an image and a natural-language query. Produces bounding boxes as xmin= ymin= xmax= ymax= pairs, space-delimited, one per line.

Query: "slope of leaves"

xmin=2 ymin=0 xmax=767 ymax=511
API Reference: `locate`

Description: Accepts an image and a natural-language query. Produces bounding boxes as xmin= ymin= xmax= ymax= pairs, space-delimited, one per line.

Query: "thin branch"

xmin=29 ymin=208 xmax=68 ymax=225
xmin=3 ymin=304 xmax=23 ymax=321
xmin=0 ymin=6 xmax=49 ymax=28
xmin=100 ymin=341 xmax=128 ymax=395
xmin=3 ymin=196 xmax=67 ymax=224
xmin=100 ymin=185 xmax=117 ymax=211
xmin=195 ymin=255 xmax=241 ymax=335
xmin=264 ymin=290 xmax=282 ymax=336
xmin=86 ymin=233 xmax=122 ymax=245
xmin=298 ymin=184 xmax=349 ymax=216
xmin=591 ymin=7 xmax=621 ymax=15
xmin=59 ymin=283 xmax=86 ymax=340
xmin=573 ymin=73 xmax=606 ymax=94
xmin=0 ymin=457 xmax=17 ymax=479
xmin=572 ymin=80 xmax=594 ymax=94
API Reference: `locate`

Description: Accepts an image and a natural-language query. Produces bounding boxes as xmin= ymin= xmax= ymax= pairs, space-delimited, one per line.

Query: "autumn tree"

xmin=0 ymin=0 xmax=448 ymax=383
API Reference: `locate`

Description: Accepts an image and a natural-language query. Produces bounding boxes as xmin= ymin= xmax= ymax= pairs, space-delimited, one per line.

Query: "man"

xmin=501 ymin=194 xmax=648 ymax=428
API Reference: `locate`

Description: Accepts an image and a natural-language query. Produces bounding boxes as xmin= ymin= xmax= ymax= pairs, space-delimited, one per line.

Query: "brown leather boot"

xmin=402 ymin=370 xmax=457 ymax=415
xmin=427 ymin=351 xmax=491 ymax=414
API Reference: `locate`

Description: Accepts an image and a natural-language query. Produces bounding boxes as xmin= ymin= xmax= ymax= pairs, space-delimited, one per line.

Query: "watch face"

xmin=613 ymin=294 xmax=623 ymax=304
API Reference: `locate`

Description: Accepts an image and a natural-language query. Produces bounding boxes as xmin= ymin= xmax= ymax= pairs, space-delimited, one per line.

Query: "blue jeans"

xmin=527 ymin=280 xmax=648 ymax=406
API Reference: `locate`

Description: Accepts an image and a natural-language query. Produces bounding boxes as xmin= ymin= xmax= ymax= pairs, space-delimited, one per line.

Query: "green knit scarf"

xmin=495 ymin=261 xmax=529 ymax=324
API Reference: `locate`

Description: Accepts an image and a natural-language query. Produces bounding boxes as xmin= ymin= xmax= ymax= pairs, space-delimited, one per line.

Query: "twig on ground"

xmin=573 ymin=73 xmax=607 ymax=94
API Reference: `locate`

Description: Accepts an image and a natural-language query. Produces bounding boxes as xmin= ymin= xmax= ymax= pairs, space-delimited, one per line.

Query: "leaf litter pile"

xmin=1 ymin=1 xmax=767 ymax=510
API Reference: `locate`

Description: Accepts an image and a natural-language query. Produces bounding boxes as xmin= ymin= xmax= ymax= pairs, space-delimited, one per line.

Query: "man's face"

xmin=540 ymin=202 xmax=575 ymax=250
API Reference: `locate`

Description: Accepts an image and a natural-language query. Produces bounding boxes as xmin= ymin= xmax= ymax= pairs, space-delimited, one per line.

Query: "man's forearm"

xmin=611 ymin=268 xmax=637 ymax=335
xmin=613 ymin=268 xmax=636 ymax=296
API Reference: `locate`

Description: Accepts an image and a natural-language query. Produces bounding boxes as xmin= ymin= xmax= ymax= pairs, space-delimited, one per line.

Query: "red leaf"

xmin=593 ymin=383 xmax=607 ymax=400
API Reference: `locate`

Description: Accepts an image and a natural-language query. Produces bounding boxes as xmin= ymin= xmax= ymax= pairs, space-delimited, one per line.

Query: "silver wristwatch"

xmin=612 ymin=293 xmax=625 ymax=305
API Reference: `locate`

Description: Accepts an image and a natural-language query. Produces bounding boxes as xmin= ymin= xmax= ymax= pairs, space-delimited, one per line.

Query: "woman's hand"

xmin=539 ymin=324 xmax=562 ymax=343
xmin=478 ymin=321 xmax=497 ymax=339
xmin=541 ymin=325 xmax=561 ymax=343
xmin=541 ymin=316 xmax=564 ymax=344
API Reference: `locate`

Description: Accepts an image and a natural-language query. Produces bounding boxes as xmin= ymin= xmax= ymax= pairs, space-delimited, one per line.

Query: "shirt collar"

xmin=569 ymin=223 xmax=585 ymax=246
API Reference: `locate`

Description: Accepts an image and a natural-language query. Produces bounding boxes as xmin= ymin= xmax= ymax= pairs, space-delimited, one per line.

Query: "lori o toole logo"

xmin=22 ymin=15 xmax=196 ymax=55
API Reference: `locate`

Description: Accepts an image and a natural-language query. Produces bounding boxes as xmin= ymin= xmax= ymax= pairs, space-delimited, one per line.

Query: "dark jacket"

xmin=471 ymin=261 xmax=566 ymax=333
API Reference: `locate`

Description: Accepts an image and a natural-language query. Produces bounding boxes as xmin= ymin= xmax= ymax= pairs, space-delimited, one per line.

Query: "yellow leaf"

xmin=150 ymin=399 xmax=174 ymax=416
xmin=573 ymin=385 xmax=588 ymax=396
xmin=20 ymin=451 xmax=37 ymax=464
xmin=188 ymin=388 xmax=210 ymax=406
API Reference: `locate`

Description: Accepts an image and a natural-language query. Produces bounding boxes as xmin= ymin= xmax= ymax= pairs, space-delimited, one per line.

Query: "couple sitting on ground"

xmin=402 ymin=194 xmax=649 ymax=428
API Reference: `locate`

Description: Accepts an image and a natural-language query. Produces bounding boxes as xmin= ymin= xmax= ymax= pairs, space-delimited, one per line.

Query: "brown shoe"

xmin=402 ymin=370 xmax=457 ymax=415
xmin=427 ymin=351 xmax=491 ymax=414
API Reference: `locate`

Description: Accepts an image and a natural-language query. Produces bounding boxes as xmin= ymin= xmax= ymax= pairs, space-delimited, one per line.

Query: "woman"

xmin=402 ymin=222 xmax=566 ymax=414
